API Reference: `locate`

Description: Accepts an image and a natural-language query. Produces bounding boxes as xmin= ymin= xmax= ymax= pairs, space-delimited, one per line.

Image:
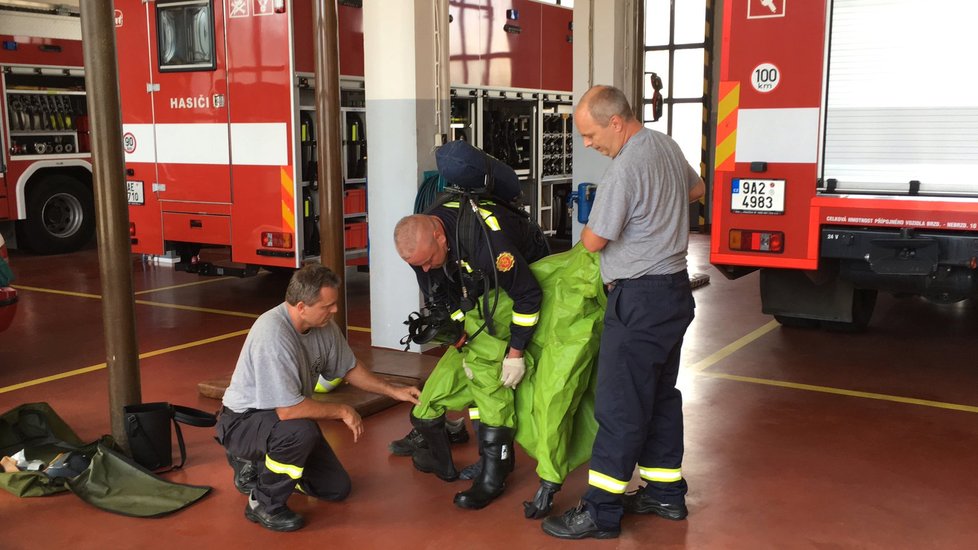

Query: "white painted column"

xmin=570 ymin=0 xmax=641 ymax=241
xmin=363 ymin=0 xmax=450 ymax=350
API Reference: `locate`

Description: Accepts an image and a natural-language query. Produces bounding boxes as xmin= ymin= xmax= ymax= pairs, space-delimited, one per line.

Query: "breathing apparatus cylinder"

xmin=435 ymin=140 xmax=521 ymax=202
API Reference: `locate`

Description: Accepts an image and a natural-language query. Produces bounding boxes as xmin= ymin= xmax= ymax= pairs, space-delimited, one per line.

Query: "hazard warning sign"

xmin=748 ymin=0 xmax=786 ymax=19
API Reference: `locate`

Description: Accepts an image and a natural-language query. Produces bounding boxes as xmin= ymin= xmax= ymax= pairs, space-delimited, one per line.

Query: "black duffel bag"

xmin=123 ymin=402 xmax=216 ymax=472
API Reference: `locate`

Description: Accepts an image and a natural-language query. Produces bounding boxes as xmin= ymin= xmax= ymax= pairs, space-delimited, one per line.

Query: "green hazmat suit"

xmin=413 ymin=243 xmax=605 ymax=484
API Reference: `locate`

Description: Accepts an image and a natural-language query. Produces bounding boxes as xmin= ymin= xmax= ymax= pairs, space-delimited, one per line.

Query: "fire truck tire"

xmin=821 ymin=288 xmax=877 ymax=332
xmin=18 ymin=175 xmax=95 ymax=255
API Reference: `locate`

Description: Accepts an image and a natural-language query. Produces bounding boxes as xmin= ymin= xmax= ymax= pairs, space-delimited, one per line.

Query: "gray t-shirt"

xmin=587 ymin=128 xmax=700 ymax=283
xmin=222 ymin=303 xmax=357 ymax=413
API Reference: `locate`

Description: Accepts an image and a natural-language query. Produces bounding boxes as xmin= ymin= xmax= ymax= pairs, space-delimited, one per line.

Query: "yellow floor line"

xmin=134 ymin=277 xmax=233 ymax=295
xmin=0 ymin=328 xmax=251 ymax=395
xmin=699 ymin=371 xmax=978 ymax=414
xmin=134 ymin=299 xmax=260 ymax=319
xmin=13 ymin=284 xmax=262 ymax=318
xmin=13 ymin=284 xmax=370 ymax=326
xmin=685 ymin=319 xmax=780 ymax=372
xmin=11 ymin=284 xmax=101 ymax=300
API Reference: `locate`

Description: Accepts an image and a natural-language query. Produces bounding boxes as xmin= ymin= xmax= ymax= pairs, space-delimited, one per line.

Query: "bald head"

xmin=578 ymin=85 xmax=635 ymax=127
xmin=575 ymin=85 xmax=642 ymax=158
xmin=394 ymin=214 xmax=449 ymax=272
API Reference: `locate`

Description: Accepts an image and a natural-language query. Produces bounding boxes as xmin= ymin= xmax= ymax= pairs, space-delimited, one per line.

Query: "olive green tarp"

xmin=0 ymin=402 xmax=210 ymax=517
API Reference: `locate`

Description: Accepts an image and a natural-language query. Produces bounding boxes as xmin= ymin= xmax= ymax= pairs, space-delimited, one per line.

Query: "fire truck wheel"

xmin=19 ymin=175 xmax=95 ymax=255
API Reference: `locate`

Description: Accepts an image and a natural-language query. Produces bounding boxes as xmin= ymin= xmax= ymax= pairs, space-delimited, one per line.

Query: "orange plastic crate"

xmin=344 ymin=188 xmax=366 ymax=214
xmin=344 ymin=222 xmax=367 ymax=250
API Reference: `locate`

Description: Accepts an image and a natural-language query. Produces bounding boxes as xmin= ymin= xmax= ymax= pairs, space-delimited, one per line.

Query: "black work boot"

xmin=410 ymin=414 xmax=458 ymax=481
xmin=244 ymin=490 xmax=304 ymax=532
xmin=523 ymin=479 xmax=562 ymax=519
xmin=458 ymin=419 xmax=482 ymax=480
xmin=226 ymin=450 xmax=258 ymax=495
xmin=541 ymin=503 xmax=620 ymax=540
xmin=389 ymin=428 xmax=425 ymax=456
xmin=623 ymin=489 xmax=688 ymax=520
xmin=446 ymin=417 xmax=470 ymax=444
xmin=454 ymin=425 xmax=514 ymax=509
xmin=389 ymin=417 xmax=469 ymax=456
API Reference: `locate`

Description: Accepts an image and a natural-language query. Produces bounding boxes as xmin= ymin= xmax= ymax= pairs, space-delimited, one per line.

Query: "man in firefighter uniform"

xmin=542 ymin=85 xmax=703 ymax=539
xmin=394 ymin=197 xmax=546 ymax=510
xmin=216 ymin=264 xmax=420 ymax=532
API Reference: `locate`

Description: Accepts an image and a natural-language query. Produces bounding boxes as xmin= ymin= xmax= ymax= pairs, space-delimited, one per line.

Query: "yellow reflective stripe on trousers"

xmin=588 ymin=469 xmax=628 ymax=494
xmin=451 ymin=309 xmax=465 ymax=321
xmin=511 ymin=310 xmax=539 ymax=327
xmin=265 ymin=455 xmax=303 ymax=480
xmin=639 ymin=466 xmax=682 ymax=483
xmin=468 ymin=408 xmax=480 ymax=420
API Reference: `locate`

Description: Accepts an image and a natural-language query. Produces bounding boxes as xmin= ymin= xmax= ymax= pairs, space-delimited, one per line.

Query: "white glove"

xmin=462 ymin=359 xmax=474 ymax=380
xmin=500 ymin=357 xmax=526 ymax=389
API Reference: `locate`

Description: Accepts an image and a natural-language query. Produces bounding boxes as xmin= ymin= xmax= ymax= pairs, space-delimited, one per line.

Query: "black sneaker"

xmin=541 ymin=504 xmax=620 ymax=540
xmin=622 ymin=490 xmax=688 ymax=520
xmin=226 ymin=451 xmax=258 ymax=495
xmin=245 ymin=491 xmax=304 ymax=532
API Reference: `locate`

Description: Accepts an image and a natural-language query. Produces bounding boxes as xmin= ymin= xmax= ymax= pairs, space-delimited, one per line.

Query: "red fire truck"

xmin=114 ymin=0 xmax=350 ymax=273
xmin=0 ymin=33 xmax=93 ymax=254
xmin=115 ymin=0 xmax=572 ymax=274
xmin=710 ymin=0 xmax=978 ymax=329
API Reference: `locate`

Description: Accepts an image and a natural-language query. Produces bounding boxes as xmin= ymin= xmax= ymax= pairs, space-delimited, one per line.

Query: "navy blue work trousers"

xmin=217 ymin=408 xmax=351 ymax=512
xmin=583 ymin=270 xmax=695 ymax=529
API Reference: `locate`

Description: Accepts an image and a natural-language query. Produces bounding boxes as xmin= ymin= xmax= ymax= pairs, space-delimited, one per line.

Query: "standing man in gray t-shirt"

xmin=216 ymin=264 xmax=420 ymax=532
xmin=543 ymin=85 xmax=705 ymax=540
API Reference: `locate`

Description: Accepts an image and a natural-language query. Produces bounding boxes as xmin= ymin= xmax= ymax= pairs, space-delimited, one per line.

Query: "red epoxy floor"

xmin=1 ymin=234 xmax=977 ymax=549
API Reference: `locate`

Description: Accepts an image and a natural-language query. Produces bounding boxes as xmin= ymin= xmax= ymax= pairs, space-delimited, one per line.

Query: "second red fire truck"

xmin=710 ymin=0 xmax=978 ymax=329
xmin=1 ymin=30 xmax=93 ymax=254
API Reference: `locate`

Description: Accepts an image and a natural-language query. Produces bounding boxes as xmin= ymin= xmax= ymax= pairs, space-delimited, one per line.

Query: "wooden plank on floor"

xmin=196 ymin=345 xmax=440 ymax=417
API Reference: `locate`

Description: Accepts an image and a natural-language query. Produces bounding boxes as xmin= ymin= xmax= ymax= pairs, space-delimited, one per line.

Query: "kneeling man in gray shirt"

xmin=216 ymin=263 xmax=420 ymax=532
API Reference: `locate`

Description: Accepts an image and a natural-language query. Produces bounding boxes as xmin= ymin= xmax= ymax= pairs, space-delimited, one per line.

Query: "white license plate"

xmin=127 ymin=180 xmax=144 ymax=205
xmin=731 ymin=178 xmax=784 ymax=214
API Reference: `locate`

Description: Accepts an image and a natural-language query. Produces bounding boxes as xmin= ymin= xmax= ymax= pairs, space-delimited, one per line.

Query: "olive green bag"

xmin=0 ymin=402 xmax=210 ymax=517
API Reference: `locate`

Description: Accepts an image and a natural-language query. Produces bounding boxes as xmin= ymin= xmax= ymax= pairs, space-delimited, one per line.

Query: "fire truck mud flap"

xmin=760 ymin=268 xmax=876 ymax=331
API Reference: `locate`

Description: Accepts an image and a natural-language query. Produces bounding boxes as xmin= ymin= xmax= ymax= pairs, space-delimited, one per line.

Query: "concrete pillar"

xmin=363 ymin=0 xmax=450 ymax=350
xmin=571 ymin=0 xmax=643 ymax=240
